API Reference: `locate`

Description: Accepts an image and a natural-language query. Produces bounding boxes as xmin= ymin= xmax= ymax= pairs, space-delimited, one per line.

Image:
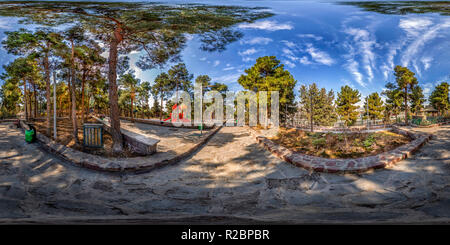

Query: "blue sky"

xmin=1 ymin=0 xmax=450 ymax=105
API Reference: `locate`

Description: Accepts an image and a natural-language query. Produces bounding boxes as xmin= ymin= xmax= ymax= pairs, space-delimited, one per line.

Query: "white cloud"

xmin=241 ymin=37 xmax=273 ymax=45
xmin=344 ymin=28 xmax=377 ymax=82
xmin=304 ymin=43 xmax=334 ymax=66
xmin=212 ymin=73 xmax=241 ymax=84
xmin=423 ymin=82 xmax=434 ymax=97
xmin=297 ymin=34 xmax=323 ymax=41
xmin=199 ymin=57 xmax=207 ymax=61
xmin=238 ymin=48 xmax=258 ymax=56
xmin=281 ymin=40 xmax=296 ymax=48
xmin=400 ymin=20 xmax=450 ymax=68
xmin=299 ymin=56 xmax=312 ymax=65
xmin=238 ymin=20 xmax=293 ymax=31
xmin=283 ymin=60 xmax=296 ymax=68
xmin=399 ymin=17 xmax=433 ymax=37
xmin=421 ymin=57 xmax=433 ymax=70
xmin=213 ymin=60 xmax=220 ymax=67
xmin=223 ymin=66 xmax=235 ymax=71
xmin=345 ymin=60 xmax=365 ymax=87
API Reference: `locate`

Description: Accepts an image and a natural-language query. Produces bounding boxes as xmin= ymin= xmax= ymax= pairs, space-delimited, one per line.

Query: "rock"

xmin=44 ymin=199 xmax=121 ymax=215
xmin=0 ymin=198 xmax=27 ymax=218
xmin=92 ymin=181 xmax=113 ymax=192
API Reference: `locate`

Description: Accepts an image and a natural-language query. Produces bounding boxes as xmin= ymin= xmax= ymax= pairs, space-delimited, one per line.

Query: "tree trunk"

xmin=310 ymin=93 xmax=314 ymax=132
xmin=130 ymin=91 xmax=135 ymax=122
xmin=404 ymin=87 xmax=408 ymax=125
xmin=70 ymin=40 xmax=79 ymax=144
xmin=108 ymin=28 xmax=123 ymax=154
xmin=44 ymin=54 xmax=51 ymax=135
xmin=159 ymin=90 xmax=163 ymax=121
xmin=24 ymin=79 xmax=28 ymax=121
xmin=81 ymin=70 xmax=86 ymax=124
xmin=33 ymin=82 xmax=37 ymax=118
xmin=67 ymin=68 xmax=72 ymax=120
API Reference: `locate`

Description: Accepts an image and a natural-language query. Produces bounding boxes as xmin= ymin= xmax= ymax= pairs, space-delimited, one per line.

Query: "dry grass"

xmin=269 ymin=127 xmax=411 ymax=159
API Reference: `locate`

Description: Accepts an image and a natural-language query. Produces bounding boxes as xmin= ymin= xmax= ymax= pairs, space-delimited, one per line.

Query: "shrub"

xmin=362 ymin=134 xmax=375 ymax=149
xmin=312 ymin=138 xmax=326 ymax=149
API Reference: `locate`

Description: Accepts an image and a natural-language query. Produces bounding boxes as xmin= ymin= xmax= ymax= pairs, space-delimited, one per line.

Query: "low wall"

xmin=93 ymin=116 xmax=159 ymax=155
xmin=18 ymin=119 xmax=222 ymax=173
xmin=247 ymin=126 xmax=431 ymax=173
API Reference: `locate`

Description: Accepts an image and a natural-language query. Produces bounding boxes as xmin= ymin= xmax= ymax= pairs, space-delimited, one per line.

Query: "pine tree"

xmin=382 ymin=82 xmax=403 ymax=123
xmin=238 ymin=56 xmax=297 ymax=123
xmin=410 ymin=86 xmax=425 ymax=115
xmin=364 ymin=92 xmax=384 ymax=121
xmin=118 ymin=73 xmax=140 ymax=122
xmin=429 ymin=82 xmax=449 ymax=116
xmin=298 ymin=83 xmax=337 ymax=131
xmin=394 ymin=65 xmax=418 ymax=124
xmin=336 ymin=85 xmax=360 ymax=127
xmin=152 ymin=72 xmax=175 ymax=121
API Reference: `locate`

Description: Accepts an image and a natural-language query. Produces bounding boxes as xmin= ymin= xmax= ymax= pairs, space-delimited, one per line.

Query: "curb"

xmin=19 ymin=120 xmax=222 ymax=173
xmin=247 ymin=126 xmax=432 ymax=173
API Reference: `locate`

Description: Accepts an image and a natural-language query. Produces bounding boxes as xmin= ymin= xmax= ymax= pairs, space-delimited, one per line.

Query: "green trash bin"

xmin=25 ymin=125 xmax=36 ymax=143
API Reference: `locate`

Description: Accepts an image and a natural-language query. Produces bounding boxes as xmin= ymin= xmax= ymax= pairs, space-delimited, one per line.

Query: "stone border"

xmin=247 ymin=126 xmax=432 ymax=173
xmin=18 ymin=120 xmax=221 ymax=173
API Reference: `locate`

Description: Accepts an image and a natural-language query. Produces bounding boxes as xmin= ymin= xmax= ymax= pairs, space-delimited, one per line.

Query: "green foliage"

xmin=410 ymin=85 xmax=425 ymax=115
xmin=429 ymin=82 xmax=449 ymax=115
xmin=168 ymin=63 xmax=193 ymax=94
xmin=238 ymin=56 xmax=297 ymax=122
xmin=394 ymin=65 xmax=418 ymax=124
xmin=382 ymin=81 xmax=403 ymax=122
xmin=363 ymin=92 xmax=384 ymax=120
xmin=300 ymin=83 xmax=337 ymax=128
xmin=312 ymin=138 xmax=326 ymax=149
xmin=341 ymin=1 xmax=450 ymax=16
xmin=362 ymin=134 xmax=375 ymax=149
xmin=336 ymin=85 xmax=360 ymax=126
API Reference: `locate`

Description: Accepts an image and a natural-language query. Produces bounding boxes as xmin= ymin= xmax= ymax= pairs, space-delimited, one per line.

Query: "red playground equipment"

xmin=163 ymin=104 xmax=191 ymax=123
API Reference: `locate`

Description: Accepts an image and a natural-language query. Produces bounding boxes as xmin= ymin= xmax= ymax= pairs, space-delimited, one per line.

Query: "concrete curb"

xmin=19 ymin=120 xmax=222 ymax=173
xmin=247 ymin=126 xmax=432 ymax=173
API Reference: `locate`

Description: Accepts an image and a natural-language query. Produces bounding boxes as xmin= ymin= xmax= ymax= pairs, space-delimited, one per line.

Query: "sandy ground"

xmin=0 ymin=122 xmax=449 ymax=224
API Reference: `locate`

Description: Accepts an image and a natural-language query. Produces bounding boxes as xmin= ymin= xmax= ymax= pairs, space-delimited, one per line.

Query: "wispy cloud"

xmin=421 ymin=57 xmax=433 ymax=70
xmin=345 ymin=60 xmax=365 ymax=87
xmin=213 ymin=60 xmax=220 ymax=67
xmin=400 ymin=19 xmax=450 ymax=68
xmin=297 ymin=34 xmax=323 ymax=41
xmin=343 ymin=27 xmax=377 ymax=82
xmin=238 ymin=20 xmax=293 ymax=31
xmin=282 ymin=60 xmax=296 ymax=68
xmin=238 ymin=48 xmax=258 ymax=56
xmin=304 ymin=43 xmax=335 ymax=66
xmin=240 ymin=37 xmax=273 ymax=45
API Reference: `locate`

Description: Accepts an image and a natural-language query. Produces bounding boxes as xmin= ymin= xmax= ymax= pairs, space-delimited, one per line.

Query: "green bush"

xmin=363 ymin=134 xmax=375 ymax=149
xmin=312 ymin=138 xmax=326 ymax=148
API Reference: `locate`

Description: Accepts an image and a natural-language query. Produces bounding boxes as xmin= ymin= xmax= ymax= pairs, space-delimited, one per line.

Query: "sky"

xmin=1 ymin=0 xmax=449 ymax=105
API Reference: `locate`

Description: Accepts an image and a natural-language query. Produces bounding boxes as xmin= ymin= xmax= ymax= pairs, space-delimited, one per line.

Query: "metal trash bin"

xmin=83 ymin=124 xmax=103 ymax=148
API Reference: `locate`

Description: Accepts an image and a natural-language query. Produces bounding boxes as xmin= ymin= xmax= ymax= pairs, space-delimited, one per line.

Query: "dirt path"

xmin=0 ymin=123 xmax=449 ymax=223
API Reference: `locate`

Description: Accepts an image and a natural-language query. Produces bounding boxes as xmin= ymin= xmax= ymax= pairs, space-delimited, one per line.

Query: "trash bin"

xmin=83 ymin=124 xmax=104 ymax=148
xmin=25 ymin=125 xmax=36 ymax=143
